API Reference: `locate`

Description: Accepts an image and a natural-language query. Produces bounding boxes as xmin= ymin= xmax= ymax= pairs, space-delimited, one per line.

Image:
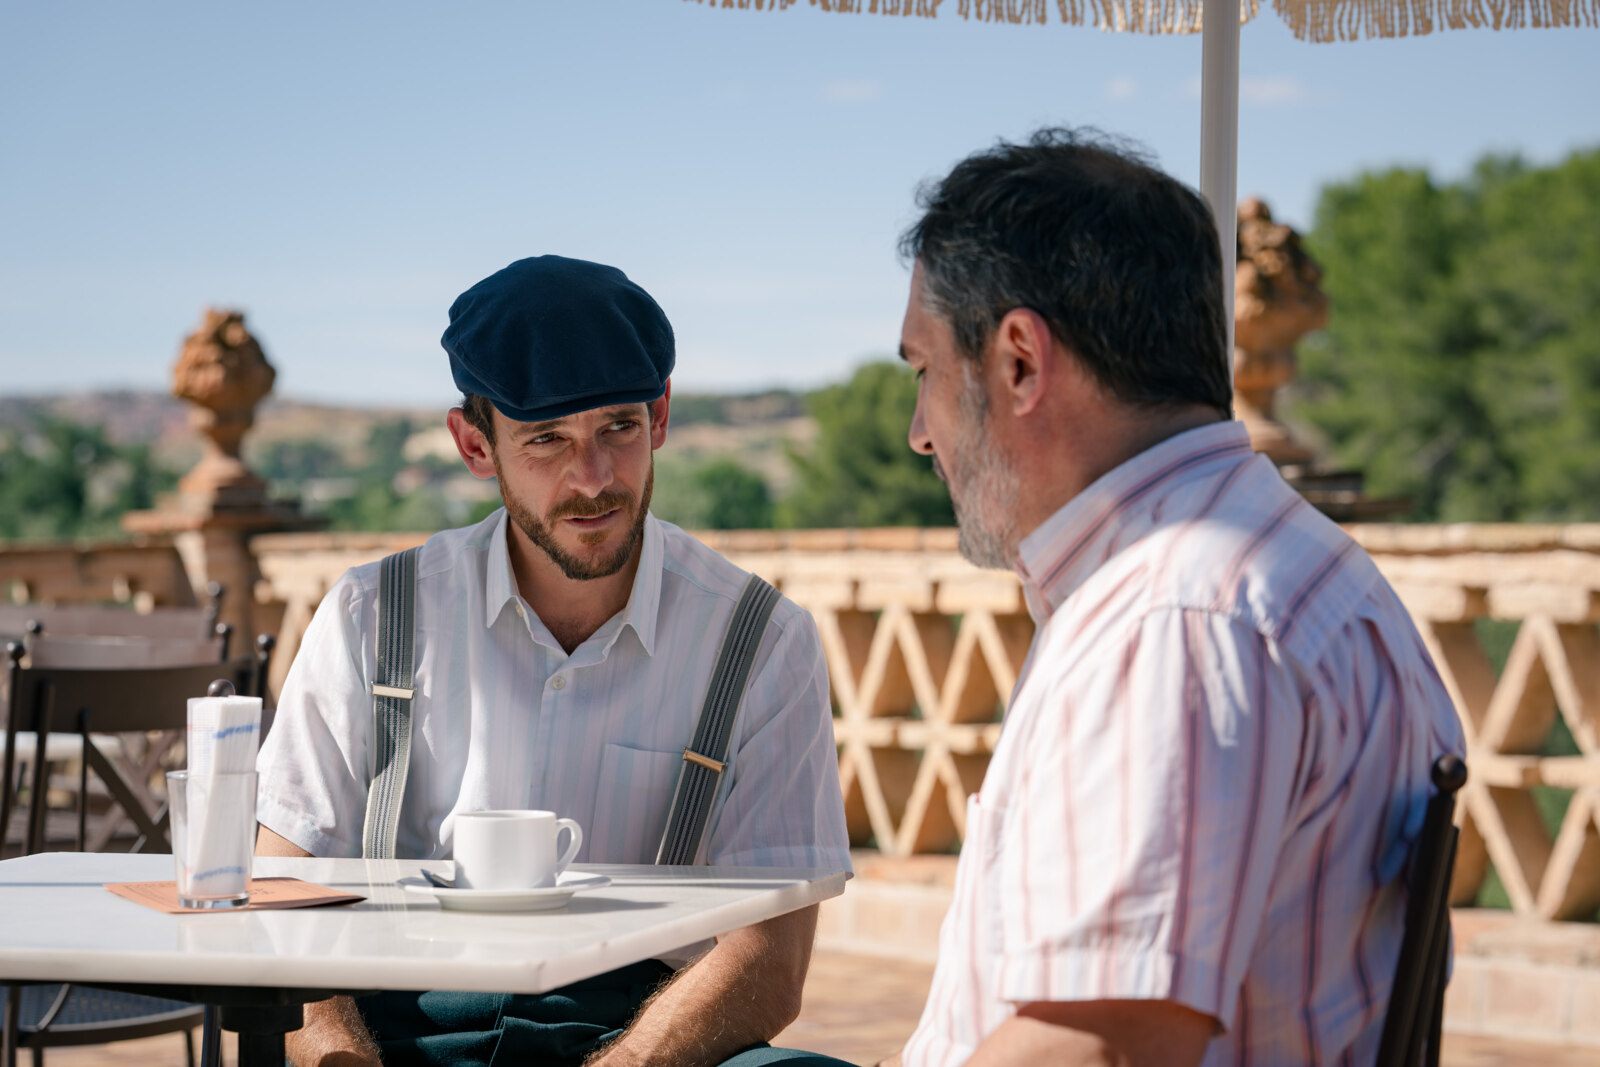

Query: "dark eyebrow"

xmin=514 ymin=406 xmax=641 ymax=441
xmin=515 ymin=419 xmax=565 ymax=439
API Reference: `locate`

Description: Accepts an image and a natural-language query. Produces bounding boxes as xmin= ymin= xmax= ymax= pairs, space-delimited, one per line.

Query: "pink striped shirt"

xmin=902 ymin=421 xmax=1464 ymax=1067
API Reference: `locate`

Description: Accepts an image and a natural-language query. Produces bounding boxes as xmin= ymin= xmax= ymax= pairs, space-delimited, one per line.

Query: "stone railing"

xmin=1349 ymin=525 xmax=1600 ymax=921
xmin=0 ymin=537 xmax=193 ymax=610
xmin=247 ymin=522 xmax=1600 ymax=923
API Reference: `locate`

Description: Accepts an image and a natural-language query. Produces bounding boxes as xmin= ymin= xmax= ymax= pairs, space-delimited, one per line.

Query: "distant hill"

xmin=0 ymin=388 xmax=815 ymax=483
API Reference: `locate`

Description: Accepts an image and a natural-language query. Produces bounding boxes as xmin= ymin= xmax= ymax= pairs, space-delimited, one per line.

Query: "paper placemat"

xmin=106 ymin=877 xmax=365 ymax=914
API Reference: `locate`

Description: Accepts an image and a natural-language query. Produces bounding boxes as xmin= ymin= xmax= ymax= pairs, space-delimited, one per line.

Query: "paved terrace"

xmin=40 ymin=948 xmax=1600 ymax=1065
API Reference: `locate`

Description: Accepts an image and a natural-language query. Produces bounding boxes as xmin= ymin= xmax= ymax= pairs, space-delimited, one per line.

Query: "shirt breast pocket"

xmin=590 ymin=743 xmax=684 ymax=863
xmin=963 ymin=793 xmax=1011 ymax=958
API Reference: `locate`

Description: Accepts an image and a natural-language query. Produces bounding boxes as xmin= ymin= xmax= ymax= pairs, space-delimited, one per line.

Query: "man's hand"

xmin=255 ymin=826 xmax=383 ymax=1067
xmin=585 ymin=904 xmax=817 ymax=1067
xmin=963 ymin=999 xmax=1215 ymax=1067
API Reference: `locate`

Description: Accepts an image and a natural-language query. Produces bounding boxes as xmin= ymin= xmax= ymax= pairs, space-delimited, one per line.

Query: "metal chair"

xmin=3 ymin=987 xmax=202 ymax=1067
xmin=1376 ymin=754 xmax=1468 ymax=1067
xmin=0 ymin=582 xmax=225 ymax=645
xmin=0 ymin=627 xmax=245 ymax=854
xmin=0 ymin=634 xmax=273 ymax=855
xmin=0 ymin=639 xmax=272 ymax=1067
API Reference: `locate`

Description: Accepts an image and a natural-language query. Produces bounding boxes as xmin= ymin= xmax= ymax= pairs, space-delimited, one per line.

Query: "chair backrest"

xmin=0 ymin=633 xmax=273 ymax=857
xmin=0 ymin=599 xmax=221 ymax=643
xmin=24 ymin=633 xmax=228 ymax=670
xmin=1376 ymin=754 xmax=1468 ymax=1067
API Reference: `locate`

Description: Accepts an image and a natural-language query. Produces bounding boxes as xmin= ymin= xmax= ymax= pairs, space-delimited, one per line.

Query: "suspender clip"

xmin=682 ymin=748 xmax=725 ymax=774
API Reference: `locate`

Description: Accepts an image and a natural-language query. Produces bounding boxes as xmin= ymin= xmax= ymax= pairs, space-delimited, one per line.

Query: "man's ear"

xmin=447 ymin=408 xmax=498 ymax=480
xmin=649 ymin=380 xmax=672 ymax=450
xmin=991 ymin=308 xmax=1054 ymax=418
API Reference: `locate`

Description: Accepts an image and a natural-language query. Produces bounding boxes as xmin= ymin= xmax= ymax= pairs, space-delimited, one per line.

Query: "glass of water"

xmin=167 ymin=771 xmax=256 ymax=910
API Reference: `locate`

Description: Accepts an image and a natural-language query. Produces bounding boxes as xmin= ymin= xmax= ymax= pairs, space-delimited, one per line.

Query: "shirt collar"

xmin=1014 ymin=420 xmax=1254 ymax=619
xmin=483 ymin=507 xmax=663 ymax=658
xmin=484 ymin=509 xmax=519 ymax=630
xmin=614 ymin=514 xmax=663 ymax=658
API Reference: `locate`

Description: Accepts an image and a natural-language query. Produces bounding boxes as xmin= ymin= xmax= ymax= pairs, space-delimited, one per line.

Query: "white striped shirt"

xmin=903 ymin=421 xmax=1464 ymax=1067
xmin=258 ymin=509 xmax=851 ymax=879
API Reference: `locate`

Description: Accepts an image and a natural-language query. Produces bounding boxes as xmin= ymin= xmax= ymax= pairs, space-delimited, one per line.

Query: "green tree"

xmin=781 ymin=361 xmax=955 ymax=528
xmin=318 ymin=417 xmax=459 ymax=532
xmin=362 ymin=419 xmax=415 ymax=486
xmin=252 ymin=439 xmax=344 ymax=484
xmin=1291 ymin=148 xmax=1600 ymax=521
xmin=696 ymin=458 xmax=772 ymax=529
xmin=0 ymin=417 xmax=177 ymax=541
xmin=323 ymin=482 xmax=450 ymax=532
xmin=652 ymin=456 xmax=774 ymax=530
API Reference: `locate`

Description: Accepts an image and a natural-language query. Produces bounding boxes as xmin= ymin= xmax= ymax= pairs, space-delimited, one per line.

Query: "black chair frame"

xmin=0 ymin=636 xmax=273 ymax=856
xmin=0 ymin=582 xmax=225 ymax=645
xmin=1375 ymin=753 xmax=1468 ymax=1067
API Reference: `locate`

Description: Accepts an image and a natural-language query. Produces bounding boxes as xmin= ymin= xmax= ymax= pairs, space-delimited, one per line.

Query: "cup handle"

xmin=554 ymin=819 xmax=583 ymax=876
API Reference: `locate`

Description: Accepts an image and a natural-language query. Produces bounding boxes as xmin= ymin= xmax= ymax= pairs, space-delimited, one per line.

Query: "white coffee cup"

xmin=452 ymin=810 xmax=583 ymax=890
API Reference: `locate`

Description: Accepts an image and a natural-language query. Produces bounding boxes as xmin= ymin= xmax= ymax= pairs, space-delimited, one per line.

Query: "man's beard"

xmin=937 ymin=370 xmax=1020 ymax=570
xmin=497 ymin=458 xmax=654 ymax=581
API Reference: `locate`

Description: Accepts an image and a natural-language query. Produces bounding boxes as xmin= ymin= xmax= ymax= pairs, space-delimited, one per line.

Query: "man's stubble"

xmin=496 ymin=454 xmax=655 ymax=582
xmin=941 ymin=367 xmax=1020 ymax=571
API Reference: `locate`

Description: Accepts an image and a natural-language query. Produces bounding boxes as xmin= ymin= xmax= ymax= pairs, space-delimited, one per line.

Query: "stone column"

xmin=1233 ymin=198 xmax=1328 ymax=468
xmin=123 ymin=308 xmax=318 ymax=640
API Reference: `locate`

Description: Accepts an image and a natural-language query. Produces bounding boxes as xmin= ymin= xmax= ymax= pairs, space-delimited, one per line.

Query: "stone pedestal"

xmin=1234 ymin=197 xmax=1325 ymax=467
xmin=122 ymin=308 xmax=320 ymax=640
xmin=1233 ymin=199 xmax=1406 ymax=520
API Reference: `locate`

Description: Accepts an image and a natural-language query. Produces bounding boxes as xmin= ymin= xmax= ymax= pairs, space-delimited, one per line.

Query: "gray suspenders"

xmin=362 ymin=547 xmax=421 ymax=860
xmin=656 ymin=574 xmax=781 ymax=864
xmin=360 ymin=549 xmax=781 ymax=866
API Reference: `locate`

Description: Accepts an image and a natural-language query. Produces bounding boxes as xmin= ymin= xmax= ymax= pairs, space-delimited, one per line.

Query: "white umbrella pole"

xmin=1200 ymin=0 xmax=1241 ymax=391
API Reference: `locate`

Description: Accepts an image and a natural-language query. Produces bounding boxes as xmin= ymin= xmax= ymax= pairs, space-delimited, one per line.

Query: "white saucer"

xmin=398 ymin=871 xmax=611 ymax=912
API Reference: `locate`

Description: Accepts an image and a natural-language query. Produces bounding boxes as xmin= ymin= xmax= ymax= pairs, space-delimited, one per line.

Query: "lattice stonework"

xmin=250 ymin=525 xmax=1600 ymax=919
xmin=1419 ymin=615 xmax=1600 ymax=918
xmin=717 ymin=533 xmax=1035 ymax=857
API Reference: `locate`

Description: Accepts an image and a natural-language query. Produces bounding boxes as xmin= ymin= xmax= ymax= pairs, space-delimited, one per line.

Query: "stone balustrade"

xmin=6 ymin=523 xmax=1598 ymax=923
xmin=0 ymin=536 xmax=192 ymax=611
xmin=243 ymin=521 xmax=1600 ymax=924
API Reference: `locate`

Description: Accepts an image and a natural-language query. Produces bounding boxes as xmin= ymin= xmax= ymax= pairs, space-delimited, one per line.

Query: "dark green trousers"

xmin=357 ymin=961 xmax=851 ymax=1067
xmin=358 ymin=960 xmax=672 ymax=1067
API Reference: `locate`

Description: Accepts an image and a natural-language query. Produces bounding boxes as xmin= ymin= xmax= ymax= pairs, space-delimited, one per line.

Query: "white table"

xmin=0 ymin=852 xmax=847 ymax=1064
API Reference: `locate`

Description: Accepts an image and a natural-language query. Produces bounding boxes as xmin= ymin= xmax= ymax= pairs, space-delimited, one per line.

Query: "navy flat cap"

xmin=442 ymin=255 xmax=675 ymax=424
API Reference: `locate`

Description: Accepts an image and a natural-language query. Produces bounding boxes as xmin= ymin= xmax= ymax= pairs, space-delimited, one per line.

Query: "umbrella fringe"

xmin=1065 ymin=0 xmax=1212 ymax=31
xmin=959 ymin=0 xmax=1260 ymax=30
xmin=1273 ymin=0 xmax=1600 ymax=39
xmin=681 ymin=0 xmax=949 ymax=14
xmin=679 ymin=0 xmax=1259 ymax=29
xmin=680 ymin=0 xmax=1595 ymax=36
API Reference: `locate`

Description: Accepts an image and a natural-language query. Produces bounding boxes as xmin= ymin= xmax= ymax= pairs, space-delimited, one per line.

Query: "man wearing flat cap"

xmin=256 ymin=256 xmax=852 ymax=1067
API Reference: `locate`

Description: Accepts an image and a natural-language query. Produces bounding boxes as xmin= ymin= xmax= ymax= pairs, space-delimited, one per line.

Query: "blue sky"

xmin=2 ymin=2 xmax=1595 ymax=405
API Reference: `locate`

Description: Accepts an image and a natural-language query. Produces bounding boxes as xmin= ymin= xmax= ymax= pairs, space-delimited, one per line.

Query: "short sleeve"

xmin=255 ymin=570 xmax=375 ymax=858
xmin=702 ymin=605 xmax=853 ymax=874
xmin=993 ymin=607 xmax=1306 ymax=1027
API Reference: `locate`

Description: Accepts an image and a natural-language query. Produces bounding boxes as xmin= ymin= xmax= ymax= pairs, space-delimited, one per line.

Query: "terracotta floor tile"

xmin=25 ymin=952 xmax=1600 ymax=1065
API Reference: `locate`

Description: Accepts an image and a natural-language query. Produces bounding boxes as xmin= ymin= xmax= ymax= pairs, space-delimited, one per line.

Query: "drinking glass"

xmin=167 ymin=770 xmax=256 ymax=910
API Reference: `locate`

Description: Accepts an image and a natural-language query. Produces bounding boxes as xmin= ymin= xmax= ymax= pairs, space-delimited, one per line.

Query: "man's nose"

xmin=567 ymin=441 xmax=614 ymax=496
xmin=908 ymin=397 xmax=934 ymax=456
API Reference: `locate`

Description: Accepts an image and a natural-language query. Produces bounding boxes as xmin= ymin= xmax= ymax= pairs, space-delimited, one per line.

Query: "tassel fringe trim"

xmin=1275 ymin=0 xmax=1600 ymax=40
xmin=682 ymin=0 xmax=1598 ymax=39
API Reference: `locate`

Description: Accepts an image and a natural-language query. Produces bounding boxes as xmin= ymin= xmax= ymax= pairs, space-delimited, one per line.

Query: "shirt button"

xmin=550 ymin=675 xmax=567 ymax=691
